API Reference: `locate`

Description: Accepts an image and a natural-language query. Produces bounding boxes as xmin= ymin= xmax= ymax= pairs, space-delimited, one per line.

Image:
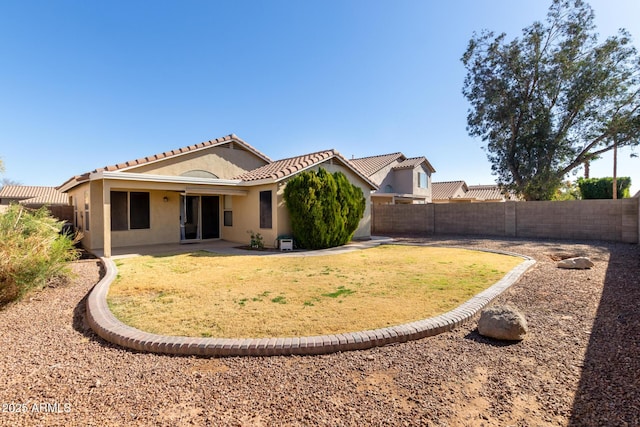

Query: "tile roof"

xmin=392 ymin=156 xmax=435 ymax=172
xmin=349 ymin=153 xmax=404 ymax=177
xmin=234 ymin=149 xmax=335 ymax=181
xmin=0 ymin=185 xmax=68 ymax=205
xmin=234 ymin=149 xmax=378 ymax=189
xmin=431 ymin=181 xmax=468 ymax=200
xmin=432 ymin=181 xmax=513 ymax=202
xmin=58 ymin=134 xmax=270 ymax=190
xmin=96 ymin=134 xmax=271 ymax=173
xmin=465 ymin=185 xmax=507 ymax=201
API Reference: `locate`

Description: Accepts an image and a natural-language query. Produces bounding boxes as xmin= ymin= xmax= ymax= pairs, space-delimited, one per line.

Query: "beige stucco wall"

xmin=394 ymin=165 xmax=431 ymax=201
xmin=66 ymin=182 xmax=89 ymax=248
xmin=371 ymin=163 xmax=397 ymax=193
xmin=124 ymin=144 xmax=268 ymax=179
xmin=73 ymin=179 xmax=184 ymax=251
xmin=222 ymin=183 xmax=280 ymax=248
xmin=110 ymin=189 xmax=181 ymax=248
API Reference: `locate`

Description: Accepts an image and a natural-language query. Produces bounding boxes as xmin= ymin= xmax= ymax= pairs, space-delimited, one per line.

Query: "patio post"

xmin=103 ymin=181 xmax=111 ymax=258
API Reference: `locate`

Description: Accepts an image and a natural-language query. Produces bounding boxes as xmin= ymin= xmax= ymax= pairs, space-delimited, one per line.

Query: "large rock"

xmin=477 ymin=305 xmax=528 ymax=341
xmin=557 ymin=257 xmax=594 ymax=269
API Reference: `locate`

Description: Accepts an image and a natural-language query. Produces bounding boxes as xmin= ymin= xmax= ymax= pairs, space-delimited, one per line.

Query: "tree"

xmin=283 ymin=168 xmax=365 ymax=249
xmin=462 ymin=0 xmax=640 ymax=200
xmin=577 ymin=176 xmax=631 ymax=198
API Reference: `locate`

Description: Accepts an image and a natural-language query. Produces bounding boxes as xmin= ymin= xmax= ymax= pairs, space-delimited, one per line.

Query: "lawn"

xmin=107 ymin=245 xmax=523 ymax=338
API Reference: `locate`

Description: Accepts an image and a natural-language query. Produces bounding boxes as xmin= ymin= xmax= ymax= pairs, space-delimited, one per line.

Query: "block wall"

xmin=372 ymin=198 xmax=639 ymax=243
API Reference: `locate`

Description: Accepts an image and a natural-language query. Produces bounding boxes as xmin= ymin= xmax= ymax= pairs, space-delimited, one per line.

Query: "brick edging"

xmin=86 ymin=247 xmax=535 ymax=357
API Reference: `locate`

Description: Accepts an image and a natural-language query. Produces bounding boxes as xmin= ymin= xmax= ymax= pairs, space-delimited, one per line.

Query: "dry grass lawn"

xmin=107 ymin=245 xmax=523 ymax=338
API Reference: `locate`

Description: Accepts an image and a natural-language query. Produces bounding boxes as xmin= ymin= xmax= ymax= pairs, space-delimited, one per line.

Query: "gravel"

xmin=0 ymin=236 xmax=638 ymax=426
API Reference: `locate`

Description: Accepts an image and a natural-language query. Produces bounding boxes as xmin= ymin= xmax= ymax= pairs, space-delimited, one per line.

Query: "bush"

xmin=577 ymin=177 xmax=632 ymax=199
xmin=284 ymin=168 xmax=365 ymax=249
xmin=0 ymin=205 xmax=79 ymax=306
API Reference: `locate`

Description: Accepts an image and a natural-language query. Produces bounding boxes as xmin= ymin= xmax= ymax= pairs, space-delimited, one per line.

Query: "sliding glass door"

xmin=181 ymin=195 xmax=219 ymax=241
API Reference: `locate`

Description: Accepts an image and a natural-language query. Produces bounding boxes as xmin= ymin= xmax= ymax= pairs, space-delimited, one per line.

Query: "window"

xmin=111 ymin=191 xmax=150 ymax=231
xmin=111 ymin=191 xmax=128 ymax=231
xmin=223 ymin=195 xmax=233 ymax=226
xmin=84 ymin=191 xmax=90 ymax=231
xmin=418 ymin=172 xmax=428 ymax=189
xmin=130 ymin=192 xmax=150 ymax=229
xmin=224 ymin=210 xmax=233 ymax=226
xmin=71 ymin=196 xmax=78 ymax=229
xmin=259 ymin=190 xmax=272 ymax=229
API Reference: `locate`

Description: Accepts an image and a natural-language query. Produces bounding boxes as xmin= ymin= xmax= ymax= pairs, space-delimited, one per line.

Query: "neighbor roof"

xmin=392 ymin=156 xmax=436 ymax=173
xmin=350 ymin=152 xmax=436 ymax=177
xmin=0 ymin=185 xmax=68 ymax=205
xmin=58 ymin=134 xmax=270 ymax=191
xmin=431 ymin=181 xmax=468 ymax=200
xmin=234 ymin=149 xmax=378 ymax=189
xmin=349 ymin=153 xmax=405 ymax=177
xmin=465 ymin=185 xmax=506 ymax=201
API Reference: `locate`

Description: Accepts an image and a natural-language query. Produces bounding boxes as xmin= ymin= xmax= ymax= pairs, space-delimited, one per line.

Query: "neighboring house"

xmin=0 ymin=185 xmax=73 ymax=221
xmin=0 ymin=185 xmax=68 ymax=207
xmin=57 ymin=134 xmax=377 ymax=257
xmin=350 ymin=152 xmax=436 ymax=204
xmin=431 ymin=180 xmax=515 ymax=203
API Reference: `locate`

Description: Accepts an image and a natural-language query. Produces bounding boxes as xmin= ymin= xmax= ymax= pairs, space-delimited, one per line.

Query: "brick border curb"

xmin=86 ymin=246 xmax=535 ymax=357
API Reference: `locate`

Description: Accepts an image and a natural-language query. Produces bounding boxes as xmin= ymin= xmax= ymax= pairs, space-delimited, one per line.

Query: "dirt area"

xmin=0 ymin=236 xmax=638 ymax=426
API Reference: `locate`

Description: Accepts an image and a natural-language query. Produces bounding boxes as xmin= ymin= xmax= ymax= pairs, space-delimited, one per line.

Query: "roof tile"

xmin=350 ymin=153 xmax=404 ymax=177
xmin=0 ymin=185 xmax=68 ymax=205
xmin=431 ymin=181 xmax=468 ymax=200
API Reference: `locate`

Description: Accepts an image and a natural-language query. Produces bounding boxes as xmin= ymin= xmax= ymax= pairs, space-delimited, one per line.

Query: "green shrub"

xmin=577 ymin=177 xmax=632 ymax=199
xmin=0 ymin=205 xmax=79 ymax=306
xmin=284 ymin=168 xmax=365 ymax=249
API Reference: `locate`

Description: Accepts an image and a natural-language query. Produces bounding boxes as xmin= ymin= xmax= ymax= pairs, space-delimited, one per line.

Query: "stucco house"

xmin=349 ymin=152 xmax=436 ymax=204
xmin=431 ymin=180 xmax=515 ymax=203
xmin=57 ymin=134 xmax=377 ymax=257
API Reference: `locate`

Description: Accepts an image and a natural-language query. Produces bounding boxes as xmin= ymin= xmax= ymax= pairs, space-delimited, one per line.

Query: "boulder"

xmin=557 ymin=257 xmax=594 ymax=269
xmin=477 ymin=305 xmax=528 ymax=341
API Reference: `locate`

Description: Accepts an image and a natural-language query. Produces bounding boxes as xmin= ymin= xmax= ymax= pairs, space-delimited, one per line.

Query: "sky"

xmin=1 ymin=0 xmax=639 ymax=195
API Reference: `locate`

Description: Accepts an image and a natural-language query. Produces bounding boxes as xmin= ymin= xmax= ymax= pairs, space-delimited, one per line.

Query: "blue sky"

xmin=1 ymin=0 xmax=638 ymax=195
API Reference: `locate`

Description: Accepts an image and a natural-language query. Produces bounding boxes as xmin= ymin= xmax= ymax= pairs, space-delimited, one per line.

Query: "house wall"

xmin=110 ymin=189 xmax=181 ymax=248
xmin=124 ymin=144 xmax=268 ymax=179
xmin=370 ymin=163 xmax=397 ymax=193
xmin=222 ymin=183 xmax=280 ymax=248
xmin=69 ymin=154 xmax=374 ymax=253
xmin=66 ymin=182 xmax=91 ymax=248
xmin=393 ymin=169 xmax=412 ymax=195
xmin=372 ymin=198 xmax=640 ymax=243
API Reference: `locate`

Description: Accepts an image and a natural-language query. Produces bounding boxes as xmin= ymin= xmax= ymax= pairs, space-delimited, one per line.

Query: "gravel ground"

xmin=0 ymin=236 xmax=638 ymax=426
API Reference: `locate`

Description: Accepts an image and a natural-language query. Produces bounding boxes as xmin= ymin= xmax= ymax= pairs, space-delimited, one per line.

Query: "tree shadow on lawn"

xmin=569 ymin=243 xmax=640 ymax=426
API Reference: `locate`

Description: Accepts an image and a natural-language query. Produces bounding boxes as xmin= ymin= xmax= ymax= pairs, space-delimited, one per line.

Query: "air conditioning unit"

xmin=279 ymin=238 xmax=293 ymax=251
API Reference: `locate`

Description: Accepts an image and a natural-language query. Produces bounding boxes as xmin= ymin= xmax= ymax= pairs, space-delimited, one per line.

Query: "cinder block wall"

xmin=433 ymin=203 xmax=506 ymax=236
xmin=372 ymin=198 xmax=639 ymax=243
